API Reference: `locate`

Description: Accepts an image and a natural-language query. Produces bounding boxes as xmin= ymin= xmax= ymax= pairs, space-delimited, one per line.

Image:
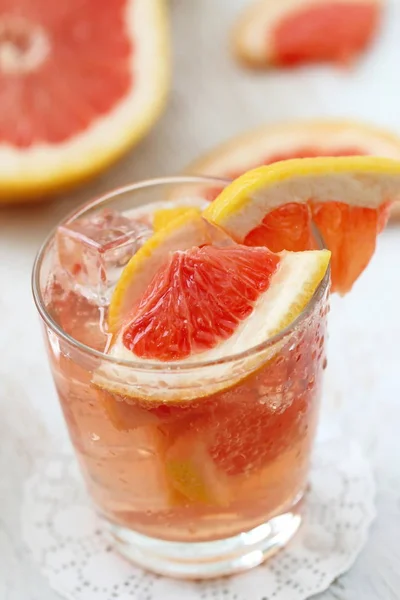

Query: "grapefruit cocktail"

xmin=33 ymin=160 xmax=398 ymax=578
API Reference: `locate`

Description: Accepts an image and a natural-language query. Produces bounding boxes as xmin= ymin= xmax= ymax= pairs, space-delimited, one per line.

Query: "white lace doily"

xmin=21 ymin=434 xmax=375 ymax=600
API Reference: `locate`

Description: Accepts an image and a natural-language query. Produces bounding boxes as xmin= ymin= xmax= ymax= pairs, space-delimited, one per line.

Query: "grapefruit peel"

xmin=203 ymin=156 xmax=400 ymax=238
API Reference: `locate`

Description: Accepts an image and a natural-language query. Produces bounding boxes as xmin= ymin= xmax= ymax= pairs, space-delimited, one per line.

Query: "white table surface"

xmin=1 ymin=1 xmax=400 ymax=598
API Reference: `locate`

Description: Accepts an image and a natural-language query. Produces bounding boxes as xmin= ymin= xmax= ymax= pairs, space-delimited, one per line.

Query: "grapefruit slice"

xmin=110 ymin=245 xmax=329 ymax=365
xmin=94 ymin=214 xmax=329 ymax=401
xmin=0 ymin=0 xmax=169 ymax=203
xmin=185 ymin=119 xmax=400 ymax=220
xmin=203 ymin=156 xmax=400 ymax=294
xmin=233 ymin=0 xmax=383 ymax=69
xmin=121 ymin=244 xmax=281 ymax=362
xmin=208 ymin=385 xmax=312 ymax=476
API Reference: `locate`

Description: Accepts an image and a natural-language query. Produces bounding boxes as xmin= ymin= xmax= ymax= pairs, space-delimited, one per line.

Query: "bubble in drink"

xmin=57 ymin=209 xmax=151 ymax=303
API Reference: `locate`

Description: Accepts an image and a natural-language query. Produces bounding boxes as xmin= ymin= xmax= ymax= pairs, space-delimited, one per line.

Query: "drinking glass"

xmin=32 ymin=177 xmax=329 ymax=578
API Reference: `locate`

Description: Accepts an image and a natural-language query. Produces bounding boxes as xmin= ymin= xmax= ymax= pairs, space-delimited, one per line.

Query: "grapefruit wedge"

xmin=204 ymin=156 xmax=400 ymax=294
xmin=233 ymin=0 xmax=383 ymax=69
xmin=185 ymin=119 xmax=400 ymax=220
xmin=0 ymin=0 xmax=169 ymax=203
xmin=94 ymin=211 xmax=330 ymax=402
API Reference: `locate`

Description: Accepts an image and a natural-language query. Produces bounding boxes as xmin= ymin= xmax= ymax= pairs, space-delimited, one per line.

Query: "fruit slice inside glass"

xmin=32 ymin=176 xmax=329 ymax=579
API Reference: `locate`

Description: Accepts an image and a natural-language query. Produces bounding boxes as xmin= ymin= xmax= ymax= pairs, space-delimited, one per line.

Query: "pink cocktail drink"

xmin=33 ymin=178 xmax=329 ymax=578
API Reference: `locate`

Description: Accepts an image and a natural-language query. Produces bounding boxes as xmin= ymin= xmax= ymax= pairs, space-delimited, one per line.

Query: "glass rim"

xmin=32 ymin=175 xmax=330 ymax=372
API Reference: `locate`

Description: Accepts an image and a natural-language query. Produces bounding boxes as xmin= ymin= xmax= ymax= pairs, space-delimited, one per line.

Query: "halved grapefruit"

xmin=204 ymin=156 xmax=400 ymax=294
xmin=185 ymin=119 xmax=400 ymax=220
xmin=0 ymin=0 xmax=169 ymax=203
xmin=233 ymin=0 xmax=383 ymax=69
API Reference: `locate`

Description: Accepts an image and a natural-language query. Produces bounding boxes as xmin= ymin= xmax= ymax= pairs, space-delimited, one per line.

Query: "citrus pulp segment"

xmin=0 ymin=0 xmax=170 ymax=202
xmin=121 ymin=245 xmax=281 ymax=361
xmin=233 ymin=0 xmax=382 ymax=69
xmin=203 ymin=156 xmax=400 ymax=293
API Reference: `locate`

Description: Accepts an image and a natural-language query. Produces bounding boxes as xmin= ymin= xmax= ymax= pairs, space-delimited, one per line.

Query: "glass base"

xmin=107 ymin=509 xmax=302 ymax=579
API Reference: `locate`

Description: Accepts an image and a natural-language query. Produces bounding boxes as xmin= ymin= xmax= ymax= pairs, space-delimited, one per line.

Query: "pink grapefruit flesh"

xmin=272 ymin=3 xmax=380 ymax=67
xmin=122 ymin=245 xmax=281 ymax=361
xmin=0 ymin=0 xmax=131 ymax=148
xmin=0 ymin=0 xmax=169 ymax=202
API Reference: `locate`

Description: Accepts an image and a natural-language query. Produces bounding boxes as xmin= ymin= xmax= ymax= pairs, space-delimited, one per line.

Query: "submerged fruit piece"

xmin=165 ymin=435 xmax=230 ymax=505
xmin=184 ymin=119 xmax=400 ymax=220
xmin=98 ymin=388 xmax=160 ymax=431
xmin=210 ymin=392 xmax=309 ymax=476
xmin=0 ymin=0 xmax=169 ymax=203
xmin=204 ymin=156 xmax=400 ymax=293
xmin=233 ymin=0 xmax=382 ymax=69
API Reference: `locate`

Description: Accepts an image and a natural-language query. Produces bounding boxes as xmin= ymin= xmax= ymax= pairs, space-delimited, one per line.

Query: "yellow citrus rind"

xmin=108 ymin=209 xmax=212 ymax=333
xmin=203 ymin=156 xmax=400 ymax=241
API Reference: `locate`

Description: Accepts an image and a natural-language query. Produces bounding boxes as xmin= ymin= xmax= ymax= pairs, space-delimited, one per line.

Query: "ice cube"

xmin=57 ymin=209 xmax=151 ymax=304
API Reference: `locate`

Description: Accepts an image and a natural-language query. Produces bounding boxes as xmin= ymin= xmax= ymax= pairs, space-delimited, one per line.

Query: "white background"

xmin=1 ymin=0 xmax=400 ymax=598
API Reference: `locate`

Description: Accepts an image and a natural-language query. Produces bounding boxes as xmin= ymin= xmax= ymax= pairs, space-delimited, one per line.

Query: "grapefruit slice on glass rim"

xmin=0 ymin=0 xmax=169 ymax=203
xmin=232 ymin=0 xmax=383 ymax=69
xmin=94 ymin=210 xmax=330 ymax=402
xmin=184 ymin=119 xmax=400 ymax=220
xmin=204 ymin=156 xmax=400 ymax=295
